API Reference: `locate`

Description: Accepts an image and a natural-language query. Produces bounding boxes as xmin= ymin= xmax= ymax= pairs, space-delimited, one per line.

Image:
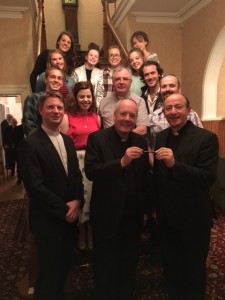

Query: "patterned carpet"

xmin=0 ymin=199 xmax=225 ymax=300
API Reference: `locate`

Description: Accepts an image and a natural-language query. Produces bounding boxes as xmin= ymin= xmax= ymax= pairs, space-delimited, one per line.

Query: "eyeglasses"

xmin=113 ymin=77 xmax=131 ymax=83
xmin=109 ymin=54 xmax=120 ymax=58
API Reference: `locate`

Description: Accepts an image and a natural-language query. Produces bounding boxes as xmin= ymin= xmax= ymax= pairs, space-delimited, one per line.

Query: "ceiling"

xmin=131 ymin=0 xmax=201 ymax=14
xmin=109 ymin=0 xmax=211 ymax=27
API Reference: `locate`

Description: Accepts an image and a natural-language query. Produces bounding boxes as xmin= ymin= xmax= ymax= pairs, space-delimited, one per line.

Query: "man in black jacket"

xmin=19 ymin=91 xmax=83 ymax=300
xmin=154 ymin=93 xmax=219 ymax=300
xmin=85 ymin=99 xmax=152 ymax=300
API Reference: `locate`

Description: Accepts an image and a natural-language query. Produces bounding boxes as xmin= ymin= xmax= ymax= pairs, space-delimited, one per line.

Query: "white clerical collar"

xmin=172 ymin=131 xmax=179 ymax=136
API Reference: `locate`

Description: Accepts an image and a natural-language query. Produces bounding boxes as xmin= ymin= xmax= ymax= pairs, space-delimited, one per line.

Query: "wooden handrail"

xmin=103 ymin=1 xmax=128 ymax=62
xmin=36 ymin=0 xmax=46 ymax=57
xmin=36 ymin=0 xmax=43 ymax=56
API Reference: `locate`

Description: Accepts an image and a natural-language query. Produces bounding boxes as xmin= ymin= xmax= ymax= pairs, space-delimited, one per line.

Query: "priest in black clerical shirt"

xmin=153 ymin=93 xmax=219 ymax=300
xmin=85 ymin=98 xmax=152 ymax=300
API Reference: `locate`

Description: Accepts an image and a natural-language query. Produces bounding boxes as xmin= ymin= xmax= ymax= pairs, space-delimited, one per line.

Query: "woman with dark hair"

xmin=60 ymin=81 xmax=100 ymax=250
xmin=130 ymin=30 xmax=159 ymax=62
xmin=30 ymin=31 xmax=75 ymax=92
xmin=73 ymin=42 xmax=104 ymax=108
xmin=35 ymin=49 xmax=75 ymax=98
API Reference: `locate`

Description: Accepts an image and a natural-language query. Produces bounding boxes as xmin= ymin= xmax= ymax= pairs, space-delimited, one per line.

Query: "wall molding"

xmin=0 ymin=6 xmax=29 ymax=19
xmin=129 ymin=0 xmax=212 ymax=24
xmin=112 ymin=0 xmax=136 ymax=28
xmin=0 ymin=85 xmax=30 ymax=103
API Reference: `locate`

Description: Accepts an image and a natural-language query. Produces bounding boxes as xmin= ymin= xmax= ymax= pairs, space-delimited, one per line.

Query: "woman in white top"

xmin=73 ymin=42 xmax=104 ymax=108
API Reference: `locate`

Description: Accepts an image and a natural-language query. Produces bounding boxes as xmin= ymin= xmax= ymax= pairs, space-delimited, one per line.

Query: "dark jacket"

xmin=154 ymin=121 xmax=219 ymax=229
xmin=22 ymin=92 xmax=43 ymax=136
xmin=85 ymin=126 xmax=152 ymax=239
xmin=19 ymin=127 xmax=84 ymax=237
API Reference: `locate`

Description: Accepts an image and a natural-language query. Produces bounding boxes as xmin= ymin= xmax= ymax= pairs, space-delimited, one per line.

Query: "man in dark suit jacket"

xmin=85 ymin=99 xmax=152 ymax=300
xmin=19 ymin=91 xmax=83 ymax=300
xmin=153 ymin=93 xmax=219 ymax=300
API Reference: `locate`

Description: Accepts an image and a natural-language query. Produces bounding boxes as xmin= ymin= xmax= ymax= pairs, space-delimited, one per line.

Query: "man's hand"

xmin=155 ymin=147 xmax=175 ymax=168
xmin=121 ymin=146 xmax=143 ymax=168
xmin=66 ymin=200 xmax=80 ymax=223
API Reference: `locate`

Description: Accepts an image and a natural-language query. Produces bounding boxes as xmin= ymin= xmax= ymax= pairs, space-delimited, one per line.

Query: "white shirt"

xmin=42 ymin=125 xmax=68 ymax=175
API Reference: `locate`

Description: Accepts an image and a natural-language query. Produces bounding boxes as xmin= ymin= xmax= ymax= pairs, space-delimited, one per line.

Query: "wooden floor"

xmin=0 ymin=173 xmax=25 ymax=201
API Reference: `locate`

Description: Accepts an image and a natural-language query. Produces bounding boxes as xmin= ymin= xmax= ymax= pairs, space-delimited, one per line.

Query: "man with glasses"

xmin=99 ymin=66 xmax=149 ymax=136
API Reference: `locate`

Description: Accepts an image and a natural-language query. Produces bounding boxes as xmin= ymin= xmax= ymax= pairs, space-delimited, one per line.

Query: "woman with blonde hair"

xmin=35 ymin=49 xmax=75 ymax=98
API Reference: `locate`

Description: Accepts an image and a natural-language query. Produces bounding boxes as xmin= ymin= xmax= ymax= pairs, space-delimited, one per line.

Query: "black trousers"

xmin=34 ymin=231 xmax=74 ymax=300
xmin=160 ymin=223 xmax=211 ymax=300
xmin=92 ymin=214 xmax=141 ymax=300
xmin=4 ymin=148 xmax=16 ymax=170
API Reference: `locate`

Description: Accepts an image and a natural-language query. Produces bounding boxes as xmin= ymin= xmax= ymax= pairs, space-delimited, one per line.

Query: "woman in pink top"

xmin=60 ymin=81 xmax=100 ymax=250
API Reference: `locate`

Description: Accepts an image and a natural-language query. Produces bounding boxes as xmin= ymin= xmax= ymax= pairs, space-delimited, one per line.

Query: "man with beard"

xmin=22 ymin=66 xmax=64 ymax=136
xmin=149 ymin=74 xmax=202 ymax=132
xmin=99 ymin=66 xmax=149 ymax=136
xmin=140 ymin=60 xmax=164 ymax=114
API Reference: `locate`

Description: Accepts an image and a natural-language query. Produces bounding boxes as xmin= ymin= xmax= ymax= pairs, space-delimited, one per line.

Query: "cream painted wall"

xmin=78 ymin=0 xmax=103 ymax=50
xmin=44 ymin=0 xmax=65 ymax=49
xmin=217 ymin=59 xmax=225 ymax=117
xmin=117 ymin=18 xmax=128 ymax=47
xmin=182 ymin=0 xmax=225 ymax=116
xmin=0 ymin=11 xmax=33 ymax=87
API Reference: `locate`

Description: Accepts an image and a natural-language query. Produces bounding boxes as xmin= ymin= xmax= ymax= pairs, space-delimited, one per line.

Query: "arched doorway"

xmin=202 ymin=25 xmax=225 ymax=120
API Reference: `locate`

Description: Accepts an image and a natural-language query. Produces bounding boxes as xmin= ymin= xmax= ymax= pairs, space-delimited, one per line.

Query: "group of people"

xmin=1 ymin=114 xmax=24 ymax=183
xmin=18 ymin=29 xmax=219 ymax=300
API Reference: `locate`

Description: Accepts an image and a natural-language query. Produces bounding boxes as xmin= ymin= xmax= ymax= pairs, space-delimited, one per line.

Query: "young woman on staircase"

xmin=30 ymin=31 xmax=75 ymax=92
xmin=72 ymin=42 xmax=104 ymax=108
